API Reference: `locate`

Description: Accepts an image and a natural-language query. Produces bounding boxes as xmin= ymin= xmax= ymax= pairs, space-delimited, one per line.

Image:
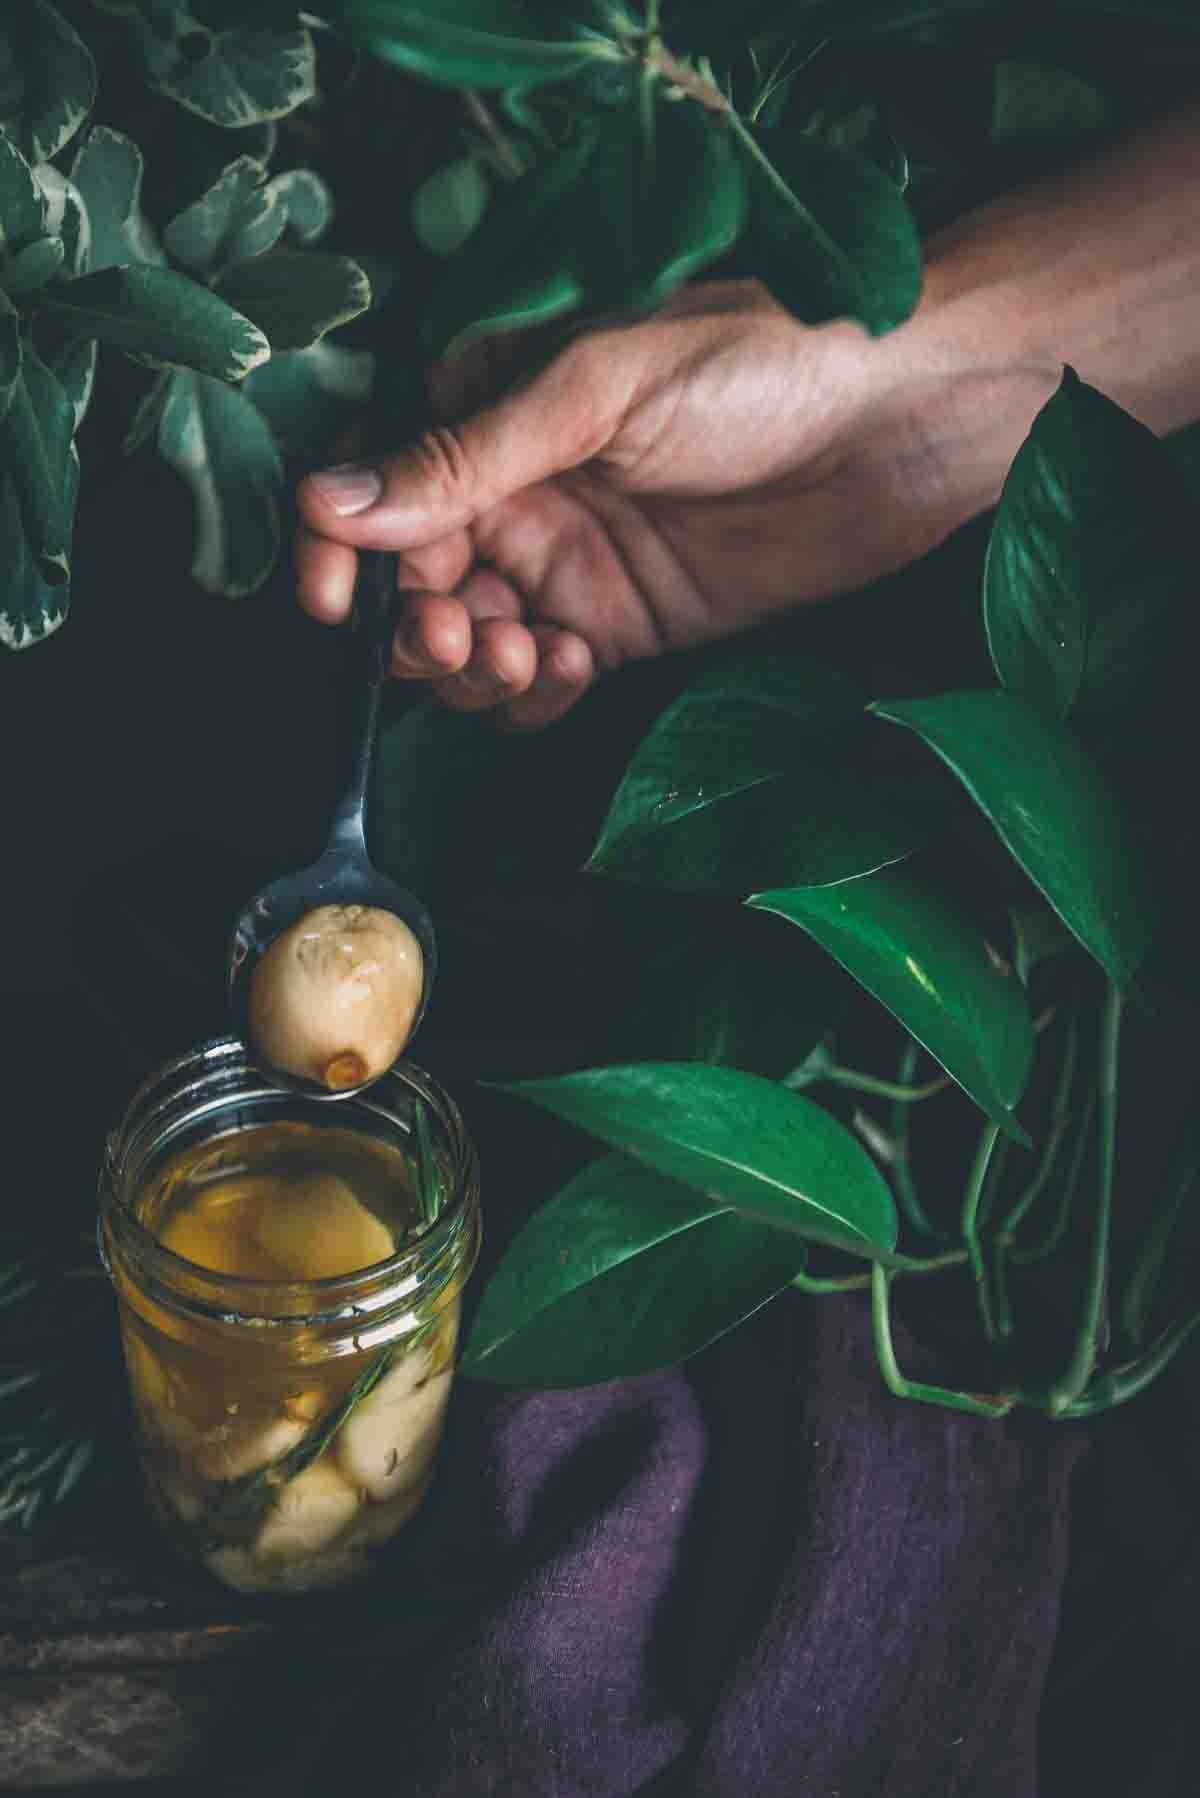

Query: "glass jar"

xmin=98 ymin=1037 xmax=480 ymax=1596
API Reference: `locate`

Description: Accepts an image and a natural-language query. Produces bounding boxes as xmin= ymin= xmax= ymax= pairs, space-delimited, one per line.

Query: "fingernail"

xmin=308 ymin=463 xmax=382 ymax=516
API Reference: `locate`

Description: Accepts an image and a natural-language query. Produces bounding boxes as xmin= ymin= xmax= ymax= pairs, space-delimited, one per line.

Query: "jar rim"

xmin=98 ymin=1035 xmax=480 ymax=1333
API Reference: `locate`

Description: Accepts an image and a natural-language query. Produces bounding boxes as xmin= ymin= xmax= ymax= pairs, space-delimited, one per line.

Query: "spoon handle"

xmin=327 ymin=549 xmax=395 ymax=858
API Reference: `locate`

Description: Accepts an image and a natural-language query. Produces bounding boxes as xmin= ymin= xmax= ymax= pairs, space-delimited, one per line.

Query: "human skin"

xmin=295 ymin=98 xmax=1200 ymax=732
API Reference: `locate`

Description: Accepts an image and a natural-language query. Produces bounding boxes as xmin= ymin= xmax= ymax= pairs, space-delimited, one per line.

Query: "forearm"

xmin=918 ymin=95 xmax=1200 ymax=438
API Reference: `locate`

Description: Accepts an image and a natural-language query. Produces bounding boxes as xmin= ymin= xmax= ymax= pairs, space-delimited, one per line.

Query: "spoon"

xmin=226 ymin=550 xmax=437 ymax=1100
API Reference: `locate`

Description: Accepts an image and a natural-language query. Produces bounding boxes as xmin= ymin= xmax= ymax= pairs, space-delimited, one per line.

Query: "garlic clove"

xmin=252 ymin=1457 xmax=360 ymax=1565
xmin=250 ymin=1171 xmax=394 ymax=1279
xmin=336 ymin=1350 xmax=453 ymax=1502
xmin=247 ymin=903 xmax=424 ymax=1091
xmin=190 ymin=1410 xmax=307 ymax=1483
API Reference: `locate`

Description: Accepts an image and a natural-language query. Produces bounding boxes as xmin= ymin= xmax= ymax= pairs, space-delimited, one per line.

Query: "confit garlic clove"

xmin=249 ymin=1171 xmax=394 ymax=1280
xmin=247 ymin=903 xmax=424 ymax=1091
xmin=252 ymin=1457 xmax=360 ymax=1566
xmin=205 ymin=1541 xmax=371 ymax=1595
xmin=189 ymin=1410 xmax=307 ymax=1483
xmin=335 ymin=1349 xmax=453 ymax=1502
xmin=158 ymin=1177 xmax=288 ymax=1280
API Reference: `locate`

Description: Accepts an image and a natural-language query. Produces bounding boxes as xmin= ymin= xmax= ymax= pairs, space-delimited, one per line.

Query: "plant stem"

xmin=870 ymin=1265 xmax=1015 ymax=1418
xmin=888 ymin=1041 xmax=951 ymax=1244
xmin=792 ymin=1248 xmax=966 ymax=1295
xmin=1054 ymin=1305 xmax=1200 ymax=1417
xmin=462 ymin=90 xmax=525 ymax=180
xmin=961 ymin=1121 xmax=1002 ymax=1342
xmin=1049 ymin=981 xmax=1124 ymax=1415
xmin=1012 ymin=1085 xmax=1098 ymax=1265
xmin=645 ymin=44 xmax=731 ymax=112
xmin=826 ymin=1066 xmax=952 ymax=1104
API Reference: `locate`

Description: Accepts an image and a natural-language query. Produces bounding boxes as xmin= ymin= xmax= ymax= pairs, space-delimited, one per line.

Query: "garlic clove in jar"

xmin=190 ymin=1410 xmax=308 ymax=1484
xmin=247 ymin=903 xmax=424 ymax=1091
xmin=252 ymin=1458 xmax=360 ymax=1566
xmin=249 ymin=1171 xmax=394 ymax=1279
xmin=336 ymin=1348 xmax=453 ymax=1502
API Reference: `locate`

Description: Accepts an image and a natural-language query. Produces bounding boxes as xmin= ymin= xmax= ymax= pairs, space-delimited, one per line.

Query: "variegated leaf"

xmin=32 ymin=164 xmax=90 ymax=273
xmin=162 ymin=156 xmax=285 ymax=277
xmin=0 ymin=0 xmax=97 ymax=163
xmin=0 ymin=135 xmax=46 ymax=255
xmin=131 ymin=11 xmax=316 ymax=128
xmin=243 ymin=340 xmax=373 ymax=457
xmin=214 ymin=250 xmax=370 ymax=351
xmin=157 ymin=368 xmax=283 ymax=597
xmin=68 ymin=126 xmax=163 ymax=270
xmin=263 ymin=168 xmax=334 ymax=246
xmin=38 ymin=265 xmax=270 ymax=381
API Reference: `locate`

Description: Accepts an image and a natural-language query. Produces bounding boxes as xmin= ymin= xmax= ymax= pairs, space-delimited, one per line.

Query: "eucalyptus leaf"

xmin=570 ymin=94 xmax=746 ymax=314
xmin=214 ymin=250 xmax=370 ymax=351
xmin=872 ymin=689 xmax=1157 ymax=985
xmin=32 ymin=164 xmax=89 ymax=274
xmin=162 ymin=156 xmax=283 ymax=276
xmin=38 ymin=265 xmax=270 ymax=380
xmin=411 ymin=156 xmax=489 ymax=258
xmin=983 ymin=369 xmax=1191 ymax=720
xmin=243 ymin=340 xmax=374 ymax=457
xmin=420 ymin=121 xmax=595 ymax=357
xmin=0 ymin=134 xmax=46 ymax=255
xmin=461 ymin=1154 xmax=809 ymax=1385
xmin=0 ymin=0 xmax=97 ymax=163
xmin=737 ymin=124 xmax=920 ymax=335
xmin=496 ymin=1061 xmax=899 ymax=1257
xmin=991 ymin=59 xmax=1112 ymax=141
xmin=130 ymin=11 xmax=316 ymax=127
xmin=1 ymin=234 xmax=64 ymax=296
xmin=264 ymin=168 xmax=334 ymax=246
xmin=68 ymin=127 xmax=163 ymax=270
xmin=337 ymin=0 xmax=605 ymax=90
xmin=587 ymin=655 xmax=920 ymax=894
xmin=157 ymin=368 xmax=283 ymax=597
xmin=750 ymin=868 xmax=1035 ymax=1137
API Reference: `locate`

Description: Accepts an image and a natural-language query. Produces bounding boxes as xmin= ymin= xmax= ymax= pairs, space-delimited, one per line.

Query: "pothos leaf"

xmin=214 ymin=249 xmax=371 ymax=351
xmin=0 ymin=134 xmax=46 ymax=255
xmin=37 ymin=265 xmax=270 ymax=381
xmin=0 ymin=0 xmax=97 ymax=163
xmin=157 ymin=368 xmax=284 ymax=597
xmin=461 ymin=1153 xmax=809 ymax=1385
xmin=129 ymin=10 xmax=317 ymax=128
xmin=68 ymin=126 xmax=164 ymax=270
xmin=497 ymin=1061 xmax=899 ymax=1258
xmin=162 ymin=156 xmax=283 ymax=277
xmin=737 ymin=123 xmax=921 ymax=335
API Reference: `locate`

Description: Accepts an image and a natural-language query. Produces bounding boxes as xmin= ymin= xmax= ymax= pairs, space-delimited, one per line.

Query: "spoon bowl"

xmin=226 ymin=552 xmax=436 ymax=1101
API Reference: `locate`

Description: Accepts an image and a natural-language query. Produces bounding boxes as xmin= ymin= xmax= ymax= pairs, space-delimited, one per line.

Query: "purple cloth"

xmin=263 ymin=1290 xmax=1083 ymax=1797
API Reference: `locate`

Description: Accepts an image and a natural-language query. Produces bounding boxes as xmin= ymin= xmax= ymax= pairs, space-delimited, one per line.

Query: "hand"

xmin=295 ymin=278 xmax=1058 ymax=729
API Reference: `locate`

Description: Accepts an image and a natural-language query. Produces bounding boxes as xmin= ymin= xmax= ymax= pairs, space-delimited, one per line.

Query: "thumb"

xmin=296 ymin=339 xmax=631 ymax=550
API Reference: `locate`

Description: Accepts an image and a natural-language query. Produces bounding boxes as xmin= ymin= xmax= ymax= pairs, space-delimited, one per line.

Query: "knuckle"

xmin=410 ymin=426 xmax=477 ymax=507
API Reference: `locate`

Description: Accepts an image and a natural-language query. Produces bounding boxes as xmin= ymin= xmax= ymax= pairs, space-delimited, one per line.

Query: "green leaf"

xmin=991 ymin=59 xmax=1112 ymax=142
xmin=37 ymin=265 xmax=269 ymax=380
xmin=214 ymin=249 xmax=370 ymax=351
xmin=337 ymin=0 xmax=605 ymax=90
xmin=0 ymin=134 xmax=46 ymax=255
xmin=130 ymin=11 xmax=316 ymax=127
xmin=737 ymin=124 xmax=920 ymax=335
xmin=420 ymin=121 xmax=594 ymax=358
xmin=162 ymin=156 xmax=283 ymax=277
xmin=47 ymin=334 xmax=97 ymax=429
xmin=0 ymin=337 xmax=75 ymax=579
xmin=1007 ymin=903 xmax=1078 ymax=987
xmin=587 ymin=655 xmax=920 ymax=894
xmin=264 ymin=168 xmax=333 ymax=246
xmin=750 ymin=868 xmax=1035 ymax=1136
xmin=631 ymin=904 xmax=849 ymax=1081
xmin=411 ymin=155 xmax=489 ymax=258
xmin=871 ymin=690 xmax=1157 ymax=985
xmin=0 ymin=289 xmax=19 ymax=417
xmin=32 ymin=164 xmax=89 ymax=273
xmin=0 ymin=456 xmax=74 ymax=647
xmin=983 ymin=369 xmax=1191 ymax=721
xmin=570 ymin=94 xmax=747 ymax=314
xmin=0 ymin=0 xmax=97 ymax=163
xmin=1 ymin=234 xmax=64 ymax=296
xmin=68 ymin=126 xmax=163 ymax=270
xmin=461 ymin=1153 xmax=808 ymax=1384
xmin=496 ymin=1061 xmax=899 ymax=1258
xmin=243 ymin=340 xmax=374 ymax=458
xmin=157 ymin=368 xmax=283 ymax=597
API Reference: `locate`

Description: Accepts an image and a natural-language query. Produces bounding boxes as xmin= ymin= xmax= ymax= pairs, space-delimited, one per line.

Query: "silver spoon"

xmin=226 ymin=550 xmax=437 ymax=1100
